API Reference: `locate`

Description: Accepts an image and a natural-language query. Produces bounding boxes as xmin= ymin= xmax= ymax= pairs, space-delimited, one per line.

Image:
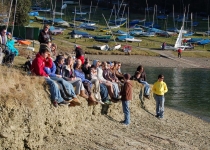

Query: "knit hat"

xmin=124 ymin=73 xmax=131 ymax=80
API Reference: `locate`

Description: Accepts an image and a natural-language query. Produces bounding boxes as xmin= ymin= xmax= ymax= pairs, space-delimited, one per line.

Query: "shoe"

xmin=159 ymin=116 xmax=163 ymax=119
xmin=111 ymin=97 xmax=120 ymax=103
xmin=144 ymin=95 xmax=150 ymax=99
xmin=71 ymin=97 xmax=81 ymax=106
xmin=69 ymin=103 xmax=76 ymax=107
xmin=52 ymin=100 xmax=58 ymax=107
xmin=89 ymin=94 xmax=97 ymax=102
xmin=120 ymin=120 xmax=125 ymax=124
xmin=96 ymin=100 xmax=104 ymax=105
xmin=58 ymin=100 xmax=69 ymax=106
xmin=155 ymin=115 xmax=160 ymax=118
xmin=104 ymin=100 xmax=112 ymax=105
xmin=122 ymin=123 xmax=129 ymax=126
xmin=79 ymin=90 xmax=89 ymax=99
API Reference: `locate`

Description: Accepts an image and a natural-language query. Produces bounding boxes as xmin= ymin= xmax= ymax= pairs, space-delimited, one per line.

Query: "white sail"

xmin=174 ymin=26 xmax=183 ymax=48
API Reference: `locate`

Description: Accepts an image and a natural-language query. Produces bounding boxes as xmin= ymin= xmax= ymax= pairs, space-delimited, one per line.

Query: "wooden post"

xmin=74 ymin=38 xmax=76 ymax=43
xmin=138 ymin=42 xmax=140 ymax=47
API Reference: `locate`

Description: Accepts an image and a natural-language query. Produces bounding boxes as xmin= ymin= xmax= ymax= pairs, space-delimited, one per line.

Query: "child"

xmin=120 ymin=73 xmax=133 ymax=125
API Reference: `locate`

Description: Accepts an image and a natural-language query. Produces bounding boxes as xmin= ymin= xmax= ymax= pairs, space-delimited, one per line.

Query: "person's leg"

xmin=100 ymin=83 xmax=109 ymax=102
xmin=112 ymin=82 xmax=120 ymax=98
xmin=155 ymin=95 xmax=160 ymax=117
xmin=159 ymin=96 xmax=165 ymax=118
xmin=139 ymin=81 xmax=150 ymax=97
xmin=91 ymin=79 xmax=101 ymax=101
xmin=45 ymin=77 xmax=64 ymax=103
xmin=122 ymin=100 xmax=130 ymax=125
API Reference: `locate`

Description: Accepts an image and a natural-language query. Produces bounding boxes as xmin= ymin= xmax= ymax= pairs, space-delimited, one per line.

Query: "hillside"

xmin=0 ymin=66 xmax=209 ymax=150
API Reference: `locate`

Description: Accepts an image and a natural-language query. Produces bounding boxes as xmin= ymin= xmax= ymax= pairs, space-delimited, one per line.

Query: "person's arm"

xmin=36 ymin=58 xmax=48 ymax=77
xmin=164 ymin=83 xmax=168 ymax=93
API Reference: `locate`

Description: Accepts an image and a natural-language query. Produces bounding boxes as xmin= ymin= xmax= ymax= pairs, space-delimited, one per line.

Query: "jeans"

xmin=122 ymin=100 xmax=130 ymax=125
xmin=100 ymin=83 xmax=109 ymax=102
xmin=155 ymin=94 xmax=165 ymax=118
xmin=68 ymin=78 xmax=84 ymax=95
xmin=112 ymin=82 xmax=120 ymax=98
xmin=45 ymin=77 xmax=64 ymax=103
xmin=139 ymin=81 xmax=150 ymax=96
xmin=50 ymin=77 xmax=76 ymax=99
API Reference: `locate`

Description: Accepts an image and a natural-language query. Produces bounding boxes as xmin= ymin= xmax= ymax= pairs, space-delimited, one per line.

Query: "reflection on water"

xmin=122 ymin=66 xmax=210 ymax=119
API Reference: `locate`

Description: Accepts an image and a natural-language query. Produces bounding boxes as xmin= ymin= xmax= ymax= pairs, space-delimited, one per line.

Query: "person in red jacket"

xmin=31 ymin=44 xmax=69 ymax=107
xmin=120 ymin=73 xmax=133 ymax=126
xmin=177 ymin=48 xmax=182 ymax=58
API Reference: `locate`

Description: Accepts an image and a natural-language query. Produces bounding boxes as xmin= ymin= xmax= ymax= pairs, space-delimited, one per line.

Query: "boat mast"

xmin=6 ymin=0 xmax=13 ymax=30
xmin=88 ymin=1 xmax=92 ymax=23
xmin=102 ymin=14 xmax=117 ymax=45
xmin=12 ymin=0 xmax=17 ymax=35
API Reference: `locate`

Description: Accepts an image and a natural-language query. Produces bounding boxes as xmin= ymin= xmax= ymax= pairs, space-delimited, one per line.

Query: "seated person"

xmin=101 ymin=61 xmax=121 ymax=100
xmin=3 ymin=32 xmax=18 ymax=64
xmin=113 ymin=61 xmax=124 ymax=81
xmin=135 ymin=65 xmax=150 ymax=99
xmin=62 ymin=56 xmax=88 ymax=99
xmin=74 ymin=59 xmax=97 ymax=106
xmin=82 ymin=58 xmax=91 ymax=80
xmin=31 ymin=44 xmax=69 ymax=107
xmin=46 ymin=54 xmax=81 ymax=106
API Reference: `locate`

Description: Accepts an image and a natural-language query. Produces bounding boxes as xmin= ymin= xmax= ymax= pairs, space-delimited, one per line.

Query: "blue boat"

xmin=109 ymin=18 xmax=127 ymax=26
xmin=129 ymin=29 xmax=144 ymax=36
xmin=197 ymin=39 xmax=210 ymax=45
xmin=28 ymin=11 xmax=39 ymax=16
xmin=187 ymin=38 xmax=203 ymax=43
xmin=113 ymin=30 xmax=127 ymax=36
xmin=184 ymin=32 xmax=194 ymax=37
xmin=157 ymin=15 xmax=167 ymax=20
xmin=117 ymin=35 xmax=134 ymax=41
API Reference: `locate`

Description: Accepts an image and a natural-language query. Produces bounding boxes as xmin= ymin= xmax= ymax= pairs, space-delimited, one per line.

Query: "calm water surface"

xmin=122 ymin=66 xmax=210 ymax=120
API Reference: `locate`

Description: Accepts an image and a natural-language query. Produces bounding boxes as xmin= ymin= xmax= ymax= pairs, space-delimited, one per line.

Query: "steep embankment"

xmin=0 ymin=66 xmax=210 ymax=150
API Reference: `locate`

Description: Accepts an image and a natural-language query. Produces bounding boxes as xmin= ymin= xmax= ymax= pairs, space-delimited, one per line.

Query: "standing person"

xmin=120 ymin=73 xmax=133 ymax=126
xmin=74 ymin=45 xmax=85 ymax=64
xmin=152 ymin=74 xmax=168 ymax=119
xmin=0 ymin=28 xmax=7 ymax=45
xmin=177 ymin=48 xmax=182 ymax=58
xmin=38 ymin=24 xmax=52 ymax=44
xmin=162 ymin=42 xmax=166 ymax=50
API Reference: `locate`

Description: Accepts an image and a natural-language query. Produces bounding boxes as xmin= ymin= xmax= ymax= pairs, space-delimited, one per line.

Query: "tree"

xmin=13 ymin=0 xmax=31 ymax=26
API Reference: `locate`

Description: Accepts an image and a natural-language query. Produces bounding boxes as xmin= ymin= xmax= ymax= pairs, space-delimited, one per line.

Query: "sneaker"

xmin=119 ymin=120 xmax=125 ymax=124
xmin=144 ymin=95 xmax=150 ymax=99
xmin=155 ymin=115 xmax=160 ymax=118
xmin=104 ymin=100 xmax=112 ymax=105
xmin=97 ymin=100 xmax=104 ymax=105
xmin=111 ymin=97 xmax=120 ymax=103
xmin=69 ymin=103 xmax=76 ymax=107
xmin=58 ymin=100 xmax=69 ymax=106
xmin=52 ymin=100 xmax=58 ymax=107
xmin=122 ymin=123 xmax=129 ymax=127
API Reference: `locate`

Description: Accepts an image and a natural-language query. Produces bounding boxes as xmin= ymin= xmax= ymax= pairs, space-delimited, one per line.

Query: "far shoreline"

xmin=87 ymin=54 xmax=210 ymax=69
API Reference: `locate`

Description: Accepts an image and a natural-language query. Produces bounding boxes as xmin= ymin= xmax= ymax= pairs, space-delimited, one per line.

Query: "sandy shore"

xmin=87 ymin=54 xmax=210 ymax=69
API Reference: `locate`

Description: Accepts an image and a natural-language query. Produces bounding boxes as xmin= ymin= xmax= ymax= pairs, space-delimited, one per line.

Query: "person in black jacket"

xmin=38 ymin=24 xmax=52 ymax=44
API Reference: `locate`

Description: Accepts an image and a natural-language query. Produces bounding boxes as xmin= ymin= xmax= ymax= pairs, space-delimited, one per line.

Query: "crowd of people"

xmin=0 ymin=24 xmax=168 ymax=125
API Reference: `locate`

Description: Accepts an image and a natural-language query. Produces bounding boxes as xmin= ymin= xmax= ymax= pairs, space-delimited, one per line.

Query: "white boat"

xmin=109 ymin=25 xmax=120 ymax=29
xmin=125 ymin=38 xmax=142 ymax=42
xmin=111 ymin=44 xmax=121 ymax=50
xmin=93 ymin=44 xmax=109 ymax=51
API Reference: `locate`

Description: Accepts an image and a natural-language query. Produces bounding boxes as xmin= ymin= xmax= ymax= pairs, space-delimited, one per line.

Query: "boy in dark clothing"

xmin=120 ymin=73 xmax=133 ymax=125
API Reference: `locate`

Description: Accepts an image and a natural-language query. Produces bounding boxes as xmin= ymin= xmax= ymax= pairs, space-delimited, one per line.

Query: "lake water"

xmin=122 ymin=66 xmax=210 ymax=121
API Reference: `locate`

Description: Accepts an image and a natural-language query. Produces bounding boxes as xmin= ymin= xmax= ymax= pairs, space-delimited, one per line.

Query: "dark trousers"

xmin=178 ymin=52 xmax=181 ymax=58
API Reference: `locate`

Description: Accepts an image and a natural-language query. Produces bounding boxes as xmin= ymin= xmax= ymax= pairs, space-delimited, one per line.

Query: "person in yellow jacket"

xmin=152 ymin=74 xmax=168 ymax=118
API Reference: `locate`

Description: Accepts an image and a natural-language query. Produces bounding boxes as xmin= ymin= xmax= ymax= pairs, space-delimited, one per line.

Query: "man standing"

xmin=152 ymin=74 xmax=168 ymax=119
xmin=177 ymin=48 xmax=182 ymax=58
xmin=0 ymin=29 xmax=7 ymax=45
xmin=38 ymin=24 xmax=52 ymax=44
